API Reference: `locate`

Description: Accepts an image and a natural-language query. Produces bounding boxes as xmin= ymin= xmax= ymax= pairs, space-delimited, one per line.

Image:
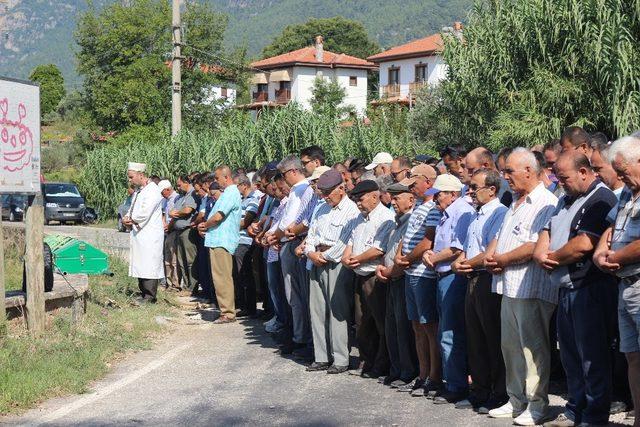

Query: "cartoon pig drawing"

xmin=0 ymin=98 xmax=34 ymax=172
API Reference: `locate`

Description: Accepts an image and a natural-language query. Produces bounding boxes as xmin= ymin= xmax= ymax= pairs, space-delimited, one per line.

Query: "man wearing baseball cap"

xmin=422 ymin=174 xmax=475 ymax=405
xmin=365 ymin=152 xmax=393 ymax=178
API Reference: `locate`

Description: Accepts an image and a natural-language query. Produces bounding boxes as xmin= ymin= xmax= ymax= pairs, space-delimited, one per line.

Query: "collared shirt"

xmin=492 ymin=182 xmax=558 ymax=303
xmin=348 ymin=202 xmax=396 ymax=276
xmin=433 ymin=197 xmax=476 ymax=272
xmin=464 ymin=198 xmax=508 ymax=260
xmin=295 ymin=192 xmax=319 ymax=227
xmin=611 ymin=188 xmax=640 ymax=278
xmin=277 ymin=179 xmax=314 ymax=235
xmin=305 ymin=195 xmax=360 ymax=263
xmin=239 ymin=189 xmax=262 ymax=246
xmin=267 ymin=197 xmax=289 ymax=263
xmin=172 ymin=188 xmax=197 ymax=230
xmin=162 ymin=191 xmax=179 ymax=224
xmin=204 ymin=184 xmax=242 ymax=254
xmin=383 ymin=210 xmax=412 ymax=274
xmin=546 ymin=180 xmax=617 ymax=288
xmin=402 ymin=200 xmax=442 ymax=277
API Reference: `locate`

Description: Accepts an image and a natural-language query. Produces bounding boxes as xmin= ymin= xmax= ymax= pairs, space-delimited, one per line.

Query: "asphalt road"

xmin=4 ymin=308 xmax=634 ymax=427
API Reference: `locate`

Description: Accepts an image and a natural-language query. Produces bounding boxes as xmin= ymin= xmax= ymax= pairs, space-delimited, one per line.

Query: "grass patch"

xmin=87 ymin=218 xmax=119 ymax=230
xmin=0 ymin=248 xmax=176 ymax=415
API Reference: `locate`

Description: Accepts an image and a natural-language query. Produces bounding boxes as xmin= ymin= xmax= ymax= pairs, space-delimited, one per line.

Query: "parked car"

xmin=42 ymin=182 xmax=86 ymax=225
xmin=117 ymin=194 xmax=133 ymax=232
xmin=1 ymin=194 xmax=27 ymax=222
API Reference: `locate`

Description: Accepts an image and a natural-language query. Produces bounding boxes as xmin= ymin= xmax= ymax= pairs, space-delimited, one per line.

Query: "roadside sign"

xmin=0 ymin=76 xmax=41 ymax=194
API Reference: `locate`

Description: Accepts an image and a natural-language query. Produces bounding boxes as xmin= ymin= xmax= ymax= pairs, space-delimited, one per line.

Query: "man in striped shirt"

xmin=485 ymin=148 xmax=558 ymax=425
xmin=394 ymin=164 xmax=443 ymax=396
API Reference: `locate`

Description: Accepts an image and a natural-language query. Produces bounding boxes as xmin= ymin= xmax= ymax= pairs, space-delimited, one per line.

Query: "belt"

xmin=316 ymin=244 xmax=332 ymax=252
xmin=436 ymin=270 xmax=454 ymax=279
xmin=621 ymin=273 xmax=640 ymax=285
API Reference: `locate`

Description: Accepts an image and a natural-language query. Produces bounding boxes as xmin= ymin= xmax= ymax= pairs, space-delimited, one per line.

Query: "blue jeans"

xmin=437 ymin=273 xmax=468 ymax=393
xmin=267 ymin=260 xmax=288 ymax=327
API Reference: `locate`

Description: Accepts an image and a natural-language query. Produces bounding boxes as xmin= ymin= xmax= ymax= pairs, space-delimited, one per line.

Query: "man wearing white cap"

xmin=366 ymin=152 xmax=393 ymax=178
xmin=123 ymin=162 xmax=165 ymax=303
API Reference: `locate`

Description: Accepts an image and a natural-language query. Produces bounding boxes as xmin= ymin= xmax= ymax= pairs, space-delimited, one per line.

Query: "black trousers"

xmin=385 ymin=275 xmax=417 ymax=382
xmin=558 ymin=284 xmax=613 ymax=425
xmin=355 ymin=273 xmax=388 ymax=374
xmin=138 ymin=278 xmax=159 ymax=300
xmin=177 ymin=227 xmax=199 ymax=292
xmin=234 ymin=244 xmax=256 ymax=315
xmin=465 ymin=271 xmax=506 ymax=401
xmin=196 ymin=235 xmax=216 ymax=303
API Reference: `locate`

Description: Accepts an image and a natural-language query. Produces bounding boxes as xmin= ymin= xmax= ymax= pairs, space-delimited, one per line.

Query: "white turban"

xmin=127 ymin=162 xmax=146 ymax=172
xmin=157 ymin=180 xmax=172 ymax=191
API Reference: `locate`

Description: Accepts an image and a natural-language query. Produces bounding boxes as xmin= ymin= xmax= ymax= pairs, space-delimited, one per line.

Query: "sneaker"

xmin=377 ymin=375 xmax=386 ymax=384
xmin=305 ymin=362 xmax=330 ymax=372
xmin=422 ymin=378 xmax=444 ymax=399
xmin=398 ymin=377 xmax=424 ymax=393
xmin=477 ymin=396 xmax=509 ymax=415
xmin=488 ymin=402 xmax=525 ymax=419
xmin=609 ymin=401 xmax=627 ymax=415
xmin=625 ymin=410 xmax=634 ymax=419
xmin=382 ymin=376 xmax=399 ymax=386
xmin=513 ymin=409 xmax=551 ymax=426
xmin=348 ymin=368 xmax=363 ymax=376
xmin=454 ymin=398 xmax=473 ymax=409
xmin=263 ymin=315 xmax=277 ymax=327
xmin=389 ymin=379 xmax=406 ymax=388
xmin=543 ymin=413 xmax=574 ymax=427
xmin=433 ymin=390 xmax=468 ymax=405
xmin=265 ymin=320 xmax=283 ymax=334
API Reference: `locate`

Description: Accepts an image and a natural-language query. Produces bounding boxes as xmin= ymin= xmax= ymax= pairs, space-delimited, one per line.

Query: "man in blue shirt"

xmin=198 ymin=165 xmax=242 ymax=324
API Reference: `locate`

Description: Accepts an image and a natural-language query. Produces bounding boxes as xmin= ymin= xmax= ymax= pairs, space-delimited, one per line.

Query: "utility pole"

xmin=171 ymin=0 xmax=182 ymax=137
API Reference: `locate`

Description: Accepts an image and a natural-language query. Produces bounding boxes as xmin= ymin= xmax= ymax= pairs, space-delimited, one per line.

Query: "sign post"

xmin=0 ymin=76 xmax=42 ymax=332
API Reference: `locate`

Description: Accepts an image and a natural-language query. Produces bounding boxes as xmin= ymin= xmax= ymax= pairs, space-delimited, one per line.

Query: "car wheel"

xmin=9 ymin=211 xmax=15 ymax=222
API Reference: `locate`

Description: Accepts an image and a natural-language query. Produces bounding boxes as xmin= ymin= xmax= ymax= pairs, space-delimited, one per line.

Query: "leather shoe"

xmin=327 ymin=365 xmax=349 ymax=374
xmin=306 ymin=362 xmax=330 ymax=372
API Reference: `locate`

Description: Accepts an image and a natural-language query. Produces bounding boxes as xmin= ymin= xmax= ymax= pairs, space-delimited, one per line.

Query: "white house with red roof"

xmin=240 ymin=36 xmax=378 ymax=115
xmin=367 ymin=22 xmax=462 ymax=105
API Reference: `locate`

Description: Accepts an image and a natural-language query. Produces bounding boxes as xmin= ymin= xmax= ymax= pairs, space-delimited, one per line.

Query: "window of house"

xmin=221 ymin=87 xmax=228 ymax=98
xmin=257 ymin=83 xmax=268 ymax=93
xmin=415 ymin=64 xmax=428 ymax=82
xmin=279 ymin=81 xmax=291 ymax=90
xmin=388 ymin=67 xmax=400 ymax=85
xmin=349 ymin=76 xmax=357 ymax=86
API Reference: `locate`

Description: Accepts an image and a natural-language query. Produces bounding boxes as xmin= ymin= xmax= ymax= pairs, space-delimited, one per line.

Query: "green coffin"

xmin=44 ymin=234 xmax=111 ymax=275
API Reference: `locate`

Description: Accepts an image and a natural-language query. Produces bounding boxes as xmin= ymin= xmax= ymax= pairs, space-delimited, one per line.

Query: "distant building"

xmin=367 ymin=22 xmax=463 ymax=106
xmin=239 ymin=36 xmax=378 ymax=116
xmin=166 ymin=60 xmax=237 ymax=108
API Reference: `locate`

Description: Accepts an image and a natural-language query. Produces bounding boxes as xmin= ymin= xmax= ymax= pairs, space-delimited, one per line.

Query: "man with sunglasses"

xmin=452 ymin=168 xmax=509 ymax=413
xmin=304 ymin=169 xmax=360 ymax=374
xmin=390 ymin=156 xmax=412 ymax=183
xmin=342 ymin=180 xmax=396 ymax=378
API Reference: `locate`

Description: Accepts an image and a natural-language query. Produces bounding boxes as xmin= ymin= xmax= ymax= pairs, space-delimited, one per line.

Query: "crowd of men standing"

xmin=122 ymin=126 xmax=639 ymax=427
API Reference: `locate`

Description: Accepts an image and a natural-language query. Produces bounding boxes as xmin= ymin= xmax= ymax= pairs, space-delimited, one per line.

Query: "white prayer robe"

xmin=128 ymin=181 xmax=165 ymax=279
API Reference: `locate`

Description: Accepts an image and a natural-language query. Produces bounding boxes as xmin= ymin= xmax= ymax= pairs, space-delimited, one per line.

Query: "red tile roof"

xmin=251 ymin=46 xmax=377 ymax=70
xmin=367 ymin=33 xmax=444 ymax=62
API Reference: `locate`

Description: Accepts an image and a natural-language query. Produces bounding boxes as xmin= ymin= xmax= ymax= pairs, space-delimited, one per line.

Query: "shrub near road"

xmin=0 ymin=254 xmax=175 ymax=415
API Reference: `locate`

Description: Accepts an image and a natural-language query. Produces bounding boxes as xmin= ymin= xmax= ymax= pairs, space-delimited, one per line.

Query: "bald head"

xmin=465 ymin=147 xmax=496 ymax=177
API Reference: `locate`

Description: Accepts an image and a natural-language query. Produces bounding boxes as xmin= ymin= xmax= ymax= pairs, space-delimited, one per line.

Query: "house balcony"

xmin=253 ymin=91 xmax=268 ymax=102
xmin=275 ymin=89 xmax=291 ymax=104
xmin=409 ymin=81 xmax=427 ymax=96
xmin=382 ymin=84 xmax=401 ymax=98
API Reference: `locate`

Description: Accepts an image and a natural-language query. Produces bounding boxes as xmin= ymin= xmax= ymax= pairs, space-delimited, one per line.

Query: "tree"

xmin=29 ymin=64 xmax=65 ymax=118
xmin=75 ymin=0 xmax=230 ymax=131
xmin=261 ymin=17 xmax=380 ymax=60
xmin=309 ymin=77 xmax=353 ymax=119
xmin=409 ymin=0 xmax=640 ymax=151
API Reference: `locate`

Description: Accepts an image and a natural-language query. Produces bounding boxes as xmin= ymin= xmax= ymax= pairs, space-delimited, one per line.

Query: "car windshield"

xmin=44 ymin=184 xmax=81 ymax=198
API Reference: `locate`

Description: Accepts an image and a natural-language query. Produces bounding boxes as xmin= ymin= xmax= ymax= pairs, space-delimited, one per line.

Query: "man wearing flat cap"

xmin=343 ymin=179 xmax=396 ymax=378
xmin=124 ymin=162 xmax=165 ymax=303
xmin=305 ymin=169 xmax=360 ymax=374
xmin=375 ymin=182 xmax=419 ymax=387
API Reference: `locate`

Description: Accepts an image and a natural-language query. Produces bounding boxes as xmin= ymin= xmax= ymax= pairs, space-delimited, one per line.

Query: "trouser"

xmin=209 ymin=247 xmax=235 ymax=319
xmin=253 ymin=247 xmax=270 ymax=315
xmin=163 ymin=231 xmax=180 ymax=289
xmin=501 ymin=296 xmax=555 ymax=414
xmin=557 ymin=284 xmax=612 ymax=425
xmin=177 ymin=227 xmax=199 ymax=292
xmin=355 ymin=273 xmax=388 ymax=373
xmin=309 ymin=261 xmax=354 ymax=367
xmin=196 ymin=235 xmax=215 ymax=303
xmin=465 ymin=272 xmax=505 ymax=401
xmin=234 ymin=244 xmax=256 ymax=315
xmin=138 ymin=278 xmax=159 ymax=300
xmin=437 ymin=273 xmax=468 ymax=393
xmin=385 ymin=275 xmax=417 ymax=382
xmin=267 ymin=260 xmax=288 ymax=326
xmin=280 ymin=239 xmax=311 ymax=345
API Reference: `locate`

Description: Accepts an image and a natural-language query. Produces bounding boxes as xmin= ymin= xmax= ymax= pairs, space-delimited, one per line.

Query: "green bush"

xmin=78 ymin=105 xmax=415 ymax=217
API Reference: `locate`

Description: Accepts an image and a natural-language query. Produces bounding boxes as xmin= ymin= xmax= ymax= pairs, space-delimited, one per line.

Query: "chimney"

xmin=315 ymin=35 xmax=324 ymax=63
